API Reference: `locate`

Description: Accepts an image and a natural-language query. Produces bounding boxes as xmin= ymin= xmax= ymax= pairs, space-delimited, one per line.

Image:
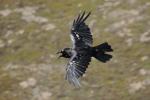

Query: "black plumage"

xmin=57 ymin=12 xmax=113 ymax=87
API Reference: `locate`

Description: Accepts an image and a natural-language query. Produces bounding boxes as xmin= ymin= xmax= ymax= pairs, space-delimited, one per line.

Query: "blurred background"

xmin=0 ymin=0 xmax=150 ymax=100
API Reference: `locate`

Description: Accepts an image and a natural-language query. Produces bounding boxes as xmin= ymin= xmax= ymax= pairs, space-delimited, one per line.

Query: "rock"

xmin=19 ymin=77 xmax=37 ymax=88
xmin=7 ymin=39 xmax=14 ymax=45
xmin=32 ymin=87 xmax=52 ymax=100
xmin=41 ymin=92 xmax=52 ymax=100
xmin=125 ymin=38 xmax=133 ymax=46
xmin=105 ymin=20 xmax=126 ymax=34
xmin=139 ymin=69 xmax=147 ymax=75
xmin=139 ymin=68 xmax=150 ymax=75
xmin=5 ymin=30 xmax=13 ymax=37
xmin=129 ymin=78 xmax=150 ymax=93
xmin=27 ymin=78 xmax=37 ymax=87
xmin=0 ymin=9 xmax=12 ymax=17
xmin=144 ymin=79 xmax=150 ymax=85
xmin=0 ymin=40 xmax=5 ymax=48
xmin=0 ymin=7 xmax=49 ymax=23
xmin=17 ymin=30 xmax=24 ymax=35
xmin=5 ymin=63 xmax=19 ymax=70
xmin=129 ymin=81 xmax=145 ymax=93
xmin=19 ymin=81 xmax=29 ymax=88
xmin=141 ymin=56 xmax=149 ymax=61
xmin=127 ymin=0 xmax=137 ymax=5
xmin=14 ymin=6 xmax=48 ymax=23
xmin=42 ymin=23 xmax=56 ymax=31
xmin=140 ymin=30 xmax=150 ymax=42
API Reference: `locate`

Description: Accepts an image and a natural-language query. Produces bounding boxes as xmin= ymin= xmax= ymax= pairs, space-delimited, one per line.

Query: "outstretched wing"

xmin=70 ymin=11 xmax=93 ymax=48
xmin=66 ymin=12 xmax=92 ymax=87
xmin=66 ymin=50 xmax=91 ymax=87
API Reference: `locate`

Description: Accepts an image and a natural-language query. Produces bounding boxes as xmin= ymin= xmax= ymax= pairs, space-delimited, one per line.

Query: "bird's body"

xmin=57 ymin=12 xmax=113 ymax=87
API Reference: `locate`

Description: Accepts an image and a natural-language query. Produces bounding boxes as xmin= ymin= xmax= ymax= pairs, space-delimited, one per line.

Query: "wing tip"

xmin=74 ymin=11 xmax=91 ymax=24
xmin=65 ymin=69 xmax=81 ymax=88
xmin=80 ymin=11 xmax=91 ymax=22
xmin=66 ymin=76 xmax=81 ymax=88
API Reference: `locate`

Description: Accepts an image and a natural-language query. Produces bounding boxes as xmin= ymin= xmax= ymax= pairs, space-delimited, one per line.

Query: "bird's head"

xmin=56 ymin=48 xmax=71 ymax=58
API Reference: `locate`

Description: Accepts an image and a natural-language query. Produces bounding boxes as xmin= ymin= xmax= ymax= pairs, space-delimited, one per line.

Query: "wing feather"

xmin=70 ymin=12 xmax=93 ymax=48
xmin=66 ymin=50 xmax=91 ymax=87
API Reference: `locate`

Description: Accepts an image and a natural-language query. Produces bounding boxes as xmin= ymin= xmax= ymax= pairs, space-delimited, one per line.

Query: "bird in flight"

xmin=57 ymin=11 xmax=113 ymax=87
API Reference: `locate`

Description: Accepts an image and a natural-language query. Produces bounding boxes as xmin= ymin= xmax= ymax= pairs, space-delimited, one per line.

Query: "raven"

xmin=57 ymin=12 xmax=113 ymax=87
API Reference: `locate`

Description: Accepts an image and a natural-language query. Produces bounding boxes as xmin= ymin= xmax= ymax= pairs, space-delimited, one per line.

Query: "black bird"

xmin=57 ymin=12 xmax=113 ymax=87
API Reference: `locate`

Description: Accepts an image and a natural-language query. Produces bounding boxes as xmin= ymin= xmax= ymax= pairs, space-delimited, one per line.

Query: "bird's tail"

xmin=92 ymin=42 xmax=113 ymax=63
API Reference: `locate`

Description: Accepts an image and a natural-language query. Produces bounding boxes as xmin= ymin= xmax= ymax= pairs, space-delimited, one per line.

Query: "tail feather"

xmin=94 ymin=42 xmax=113 ymax=52
xmin=94 ymin=53 xmax=112 ymax=63
xmin=93 ymin=42 xmax=113 ymax=63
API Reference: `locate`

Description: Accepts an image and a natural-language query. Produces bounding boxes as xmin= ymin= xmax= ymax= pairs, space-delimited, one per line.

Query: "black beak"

xmin=56 ymin=51 xmax=62 ymax=59
xmin=58 ymin=55 xmax=63 ymax=59
xmin=56 ymin=51 xmax=61 ymax=54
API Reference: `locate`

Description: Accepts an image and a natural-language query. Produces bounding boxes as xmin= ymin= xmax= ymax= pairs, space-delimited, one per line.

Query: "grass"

xmin=0 ymin=0 xmax=150 ymax=100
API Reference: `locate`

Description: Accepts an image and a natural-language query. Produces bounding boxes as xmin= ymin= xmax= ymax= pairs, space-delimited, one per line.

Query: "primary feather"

xmin=71 ymin=11 xmax=93 ymax=48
